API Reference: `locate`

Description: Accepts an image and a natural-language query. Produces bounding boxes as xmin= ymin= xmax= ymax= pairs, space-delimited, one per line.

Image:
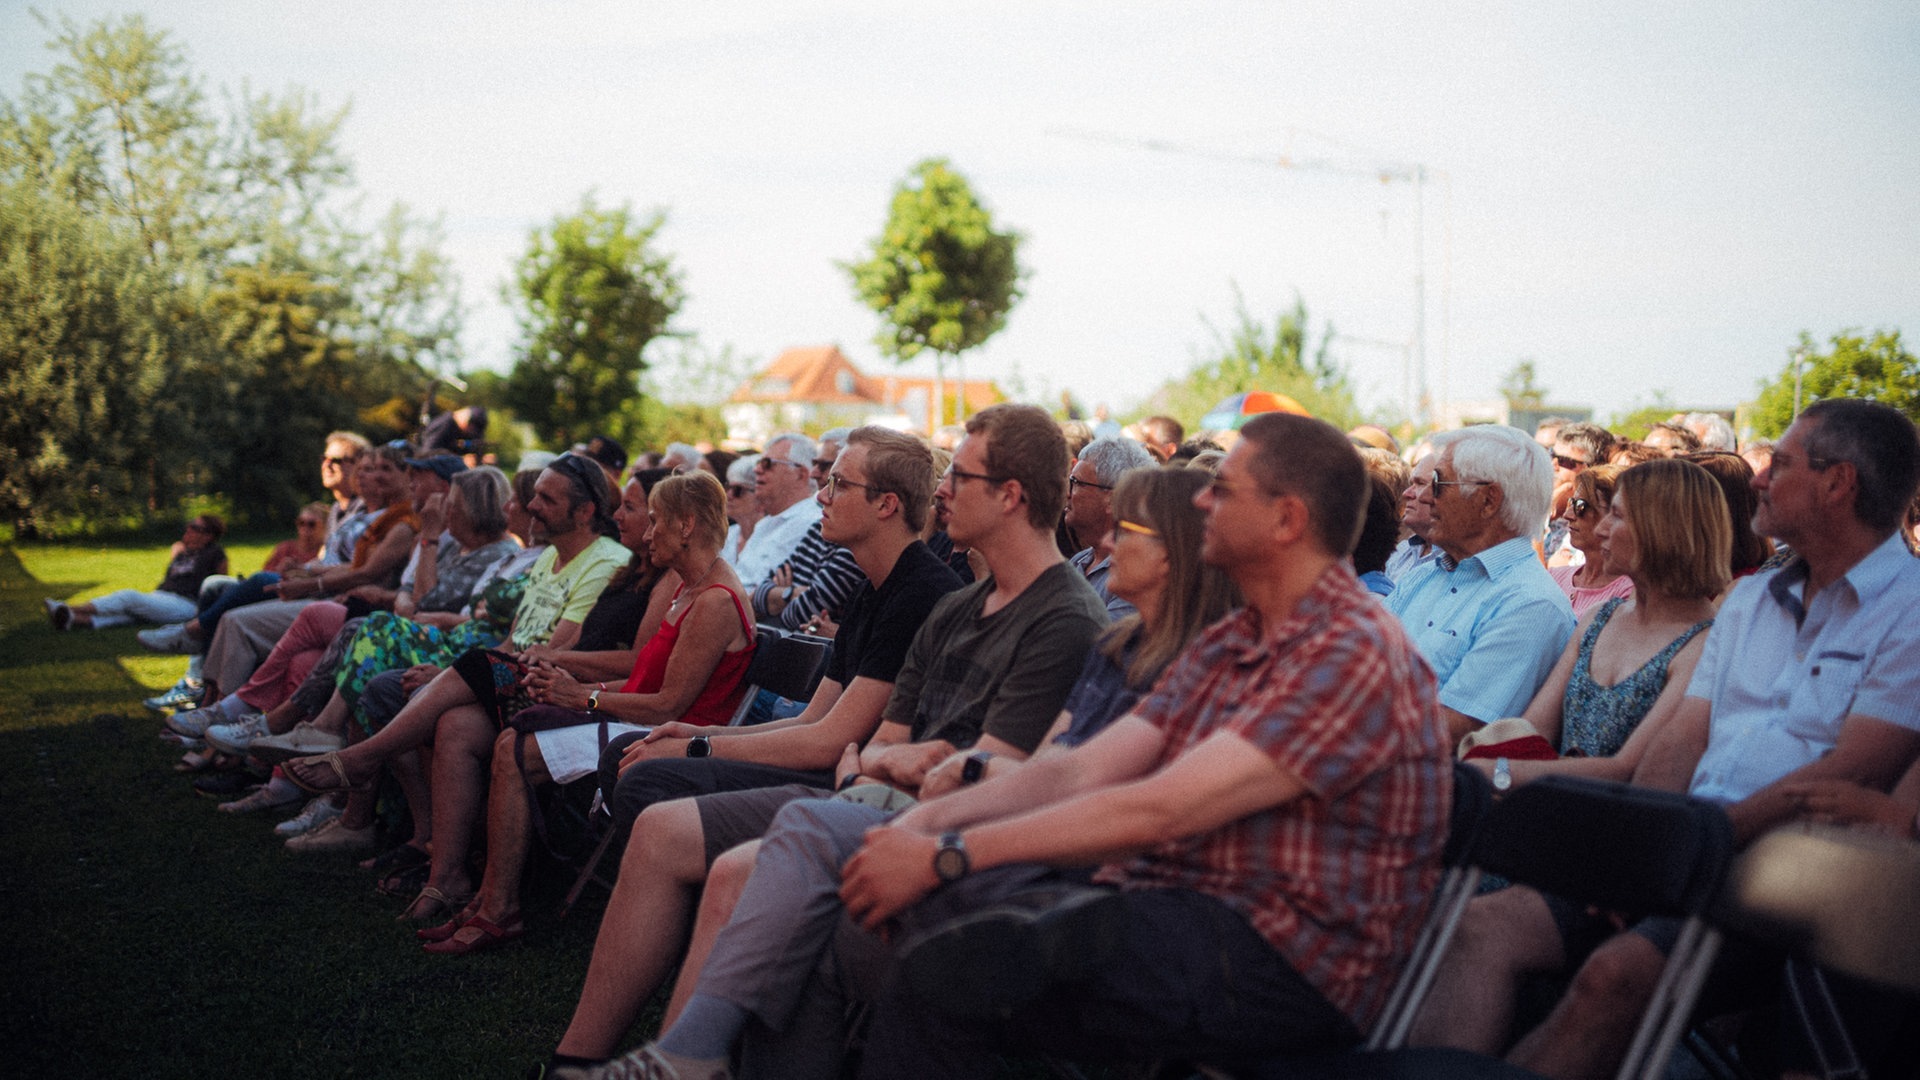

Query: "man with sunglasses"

xmin=1543 ymin=421 xmax=1614 ymax=563
xmin=1064 ymin=437 xmax=1157 ymax=621
xmin=752 ymin=429 xmax=866 ymax=633
xmin=1386 ymin=424 xmax=1573 ymax=744
xmin=734 ymin=433 xmax=820 ymax=589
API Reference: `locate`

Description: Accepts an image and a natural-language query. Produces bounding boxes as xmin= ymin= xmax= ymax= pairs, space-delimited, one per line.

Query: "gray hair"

xmin=661 ymin=443 xmax=703 ymax=471
xmin=1430 ymin=425 xmax=1554 ymax=539
xmin=726 ymin=454 xmax=759 ymax=487
xmin=1682 ymin=412 xmax=1738 ymax=453
xmin=451 ymin=466 xmax=511 ymax=538
xmin=766 ymin=432 xmax=818 ymax=468
xmin=1078 ymin=436 xmax=1158 ymax=485
xmin=1555 ymin=421 xmax=1616 ymax=465
xmin=816 ymin=428 xmax=853 ymax=455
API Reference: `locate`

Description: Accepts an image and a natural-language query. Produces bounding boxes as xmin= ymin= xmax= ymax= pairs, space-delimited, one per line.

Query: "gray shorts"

xmin=694 ymin=783 xmax=833 ymax=865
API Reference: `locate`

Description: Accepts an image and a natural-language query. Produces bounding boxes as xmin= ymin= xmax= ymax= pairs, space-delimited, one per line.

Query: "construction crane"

xmin=1049 ymin=124 xmax=1441 ymax=430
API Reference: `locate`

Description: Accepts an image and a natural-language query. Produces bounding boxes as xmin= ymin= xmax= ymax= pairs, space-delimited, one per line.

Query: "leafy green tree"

xmin=1499 ymin=359 xmax=1548 ymax=410
xmin=0 ymin=179 xmax=175 ymax=535
xmin=1141 ymin=289 xmax=1362 ymax=432
xmin=504 ymin=196 xmax=683 ymax=446
xmin=844 ymin=158 xmax=1023 ymax=429
xmin=0 ymin=13 xmax=464 ymax=530
xmin=1749 ymin=330 xmax=1920 ymax=437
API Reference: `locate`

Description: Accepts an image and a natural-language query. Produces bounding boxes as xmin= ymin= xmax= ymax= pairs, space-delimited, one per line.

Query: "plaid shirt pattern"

xmin=1097 ymin=562 xmax=1450 ymax=1030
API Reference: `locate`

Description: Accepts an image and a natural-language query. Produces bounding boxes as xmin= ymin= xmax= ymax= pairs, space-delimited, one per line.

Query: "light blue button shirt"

xmin=1687 ymin=532 xmax=1920 ymax=804
xmin=1070 ymin=547 xmax=1133 ymax=622
xmin=1386 ymin=534 xmax=1574 ymax=724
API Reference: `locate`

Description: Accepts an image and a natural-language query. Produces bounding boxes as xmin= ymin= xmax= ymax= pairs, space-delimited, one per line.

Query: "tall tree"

xmin=1499 ymin=359 xmax=1549 ymax=410
xmin=504 ymin=196 xmax=684 ymax=446
xmin=1750 ymin=330 xmax=1920 ymax=437
xmin=844 ymin=158 xmax=1023 ymax=429
xmin=1141 ymin=289 xmax=1362 ymax=432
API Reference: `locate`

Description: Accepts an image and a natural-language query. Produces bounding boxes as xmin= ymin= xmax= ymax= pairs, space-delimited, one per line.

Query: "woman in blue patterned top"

xmin=1474 ymin=459 xmax=1729 ymax=788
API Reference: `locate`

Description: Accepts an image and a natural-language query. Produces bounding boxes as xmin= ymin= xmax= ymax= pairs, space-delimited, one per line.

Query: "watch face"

xmin=934 ymin=845 xmax=968 ymax=882
xmin=687 ymin=736 xmax=711 ymax=758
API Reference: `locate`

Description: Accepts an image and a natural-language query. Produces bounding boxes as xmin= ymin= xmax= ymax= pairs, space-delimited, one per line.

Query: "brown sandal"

xmin=398 ymin=885 xmax=473 ymax=926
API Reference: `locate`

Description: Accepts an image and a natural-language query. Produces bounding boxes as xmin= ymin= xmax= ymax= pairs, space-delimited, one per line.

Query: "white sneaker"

xmin=275 ymin=796 xmax=343 ymax=838
xmin=165 ymin=705 xmax=225 ymax=739
xmin=248 ymin=721 xmax=346 ymax=766
xmin=205 ymin=713 xmax=271 ymax=756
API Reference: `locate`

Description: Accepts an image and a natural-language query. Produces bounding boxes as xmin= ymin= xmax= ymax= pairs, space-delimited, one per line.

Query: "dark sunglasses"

xmin=1568 ymin=497 xmax=1595 ymax=517
xmin=1553 ymin=453 xmax=1590 ymax=470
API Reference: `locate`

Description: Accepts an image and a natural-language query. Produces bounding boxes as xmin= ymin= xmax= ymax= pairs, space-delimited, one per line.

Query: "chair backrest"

xmin=725 ymin=626 xmax=832 ymax=726
xmin=1475 ymin=776 xmax=1733 ymax=917
xmin=1721 ymin=824 xmax=1920 ymax=993
xmin=1443 ymin=761 xmax=1494 ymax=867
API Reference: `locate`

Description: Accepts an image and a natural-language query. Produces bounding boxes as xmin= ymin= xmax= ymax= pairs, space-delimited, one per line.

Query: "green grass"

xmin=0 ymin=540 xmax=641 ymax=1078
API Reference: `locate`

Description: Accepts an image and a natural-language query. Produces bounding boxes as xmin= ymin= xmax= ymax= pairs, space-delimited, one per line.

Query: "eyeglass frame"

xmin=1069 ymin=475 xmax=1113 ymax=495
xmin=1552 ymin=453 xmax=1591 ymax=471
xmin=1114 ymin=519 xmax=1160 ymax=538
xmin=944 ymin=465 xmax=1009 ymax=488
xmin=822 ymin=471 xmax=885 ymax=502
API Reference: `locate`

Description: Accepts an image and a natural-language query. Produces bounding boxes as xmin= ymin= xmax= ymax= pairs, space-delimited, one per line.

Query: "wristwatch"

xmin=1492 ymin=757 xmax=1512 ymax=792
xmin=960 ymin=750 xmax=993 ymax=786
xmin=933 ymin=831 xmax=971 ymax=883
xmin=686 ymin=735 xmax=713 ymax=759
xmin=587 ymin=689 xmax=602 ymax=712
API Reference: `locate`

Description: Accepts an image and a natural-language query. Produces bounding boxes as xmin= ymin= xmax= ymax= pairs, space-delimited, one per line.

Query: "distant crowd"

xmin=43 ymin=398 xmax=1920 ymax=1079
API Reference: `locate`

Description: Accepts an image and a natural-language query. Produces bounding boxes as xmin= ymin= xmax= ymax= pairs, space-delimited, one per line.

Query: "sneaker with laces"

xmin=218 ymin=783 xmax=303 ymax=814
xmin=586 ymin=1045 xmax=725 ymax=1080
xmin=205 ymin=713 xmax=271 ymax=755
xmin=284 ymin=817 xmax=376 ymax=854
xmin=45 ymin=598 xmax=72 ymax=631
xmin=166 ymin=705 xmax=225 ymax=739
xmin=137 ymin=623 xmax=195 ymax=654
xmin=275 ymin=796 xmax=344 ymax=838
xmin=248 ymin=721 xmax=346 ymax=766
xmin=144 ymin=678 xmax=205 ymax=713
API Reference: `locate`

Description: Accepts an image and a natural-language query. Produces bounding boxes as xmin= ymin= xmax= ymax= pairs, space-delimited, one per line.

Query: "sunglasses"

xmin=1553 ymin=453 xmax=1590 ymax=470
xmin=1115 ymin=519 xmax=1159 ymax=538
xmin=1567 ymin=497 xmax=1595 ymax=517
xmin=322 ymin=455 xmax=355 ymax=467
xmin=726 ymin=483 xmax=755 ymax=498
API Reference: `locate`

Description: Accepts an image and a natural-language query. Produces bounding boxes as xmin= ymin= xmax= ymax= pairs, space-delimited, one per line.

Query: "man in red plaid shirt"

xmin=833 ymin=411 xmax=1451 ymax=1077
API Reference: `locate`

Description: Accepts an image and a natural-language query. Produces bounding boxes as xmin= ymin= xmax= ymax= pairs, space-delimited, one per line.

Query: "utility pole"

xmin=1049 ymin=125 xmax=1442 ymax=429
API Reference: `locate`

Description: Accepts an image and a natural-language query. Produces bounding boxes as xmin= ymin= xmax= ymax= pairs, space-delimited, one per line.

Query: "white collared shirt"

xmin=733 ymin=496 xmax=821 ymax=589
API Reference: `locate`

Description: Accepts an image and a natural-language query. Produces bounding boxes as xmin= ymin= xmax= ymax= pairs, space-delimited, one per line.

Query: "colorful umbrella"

xmin=1198 ymin=391 xmax=1311 ymax=431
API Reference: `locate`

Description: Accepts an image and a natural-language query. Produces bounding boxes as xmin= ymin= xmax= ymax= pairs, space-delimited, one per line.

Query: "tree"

xmin=0 ymin=12 xmax=464 ymax=530
xmin=1499 ymin=359 xmax=1549 ymax=410
xmin=1140 ymin=289 xmax=1363 ymax=433
xmin=504 ymin=196 xmax=683 ymax=446
xmin=1749 ymin=330 xmax=1920 ymax=437
xmin=844 ymin=158 xmax=1023 ymax=430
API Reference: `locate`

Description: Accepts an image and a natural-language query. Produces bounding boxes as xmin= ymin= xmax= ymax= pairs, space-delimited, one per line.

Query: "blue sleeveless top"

xmin=1560 ymin=598 xmax=1713 ymax=758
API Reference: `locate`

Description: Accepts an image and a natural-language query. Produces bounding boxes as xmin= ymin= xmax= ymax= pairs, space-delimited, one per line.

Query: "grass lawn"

xmin=0 ymin=539 xmax=639 ymax=1079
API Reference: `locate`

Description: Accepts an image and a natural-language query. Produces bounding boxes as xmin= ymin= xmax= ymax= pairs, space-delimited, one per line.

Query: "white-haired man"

xmin=1064 ymin=436 xmax=1158 ymax=620
xmin=1387 ymin=424 xmax=1573 ymax=742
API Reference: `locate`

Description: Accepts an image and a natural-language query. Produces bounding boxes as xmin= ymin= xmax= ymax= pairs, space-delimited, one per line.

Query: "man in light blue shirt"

xmin=1387 ymin=425 xmax=1573 ymax=743
xmin=1482 ymin=398 xmax=1920 ymax=1080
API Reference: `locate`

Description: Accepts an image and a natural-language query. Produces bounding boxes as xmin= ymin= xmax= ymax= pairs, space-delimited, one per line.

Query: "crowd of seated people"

xmin=67 ymin=395 xmax=1920 ymax=1080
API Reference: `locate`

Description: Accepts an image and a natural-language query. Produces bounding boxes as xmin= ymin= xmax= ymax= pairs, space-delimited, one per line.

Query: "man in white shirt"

xmin=732 ymin=432 xmax=820 ymax=588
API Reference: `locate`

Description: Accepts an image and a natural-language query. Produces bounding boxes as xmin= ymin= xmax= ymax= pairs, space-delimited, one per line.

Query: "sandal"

xmin=284 ymin=751 xmax=360 ymax=795
xmin=422 ymin=913 xmax=524 ymax=955
xmin=376 ymin=858 xmax=432 ymax=899
xmin=398 ymin=885 xmax=473 ymax=926
xmin=361 ymin=841 xmax=430 ymax=875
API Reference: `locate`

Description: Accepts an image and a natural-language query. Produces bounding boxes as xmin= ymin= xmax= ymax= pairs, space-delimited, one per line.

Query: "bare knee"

xmin=706 ymin=840 xmax=761 ymax=912
xmin=626 ymin=800 xmax=705 ymax=883
xmin=1564 ymin=934 xmax=1665 ymax=1023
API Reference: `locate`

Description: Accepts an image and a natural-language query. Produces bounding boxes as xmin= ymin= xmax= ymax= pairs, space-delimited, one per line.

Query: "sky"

xmin=5 ymin=1 xmax=1917 ymax=427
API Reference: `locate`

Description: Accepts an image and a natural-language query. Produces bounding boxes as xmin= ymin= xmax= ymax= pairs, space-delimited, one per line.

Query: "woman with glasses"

xmin=263 ymin=504 xmax=331 ymax=574
xmin=45 ymin=515 xmax=229 ymax=631
xmin=1546 ymin=464 xmax=1634 ymax=618
xmin=719 ymin=455 xmax=760 ymax=568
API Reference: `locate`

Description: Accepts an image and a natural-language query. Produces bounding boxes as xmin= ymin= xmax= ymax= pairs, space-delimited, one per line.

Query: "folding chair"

xmin=1278 ymin=775 xmax=1735 ymax=1080
xmin=558 ymin=625 xmax=834 ymax=916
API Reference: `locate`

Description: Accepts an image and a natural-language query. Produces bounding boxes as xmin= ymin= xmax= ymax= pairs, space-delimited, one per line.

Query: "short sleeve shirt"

xmin=1069 ymin=546 xmax=1135 ymax=622
xmin=1387 ymin=534 xmax=1574 ymax=724
xmin=1099 ymin=562 xmax=1449 ymax=1032
xmin=509 ymin=535 xmax=630 ymax=649
xmin=825 ymin=541 xmax=964 ymax=687
xmin=884 ymin=562 xmax=1108 ymax=754
xmin=1687 ymin=532 xmax=1920 ymax=804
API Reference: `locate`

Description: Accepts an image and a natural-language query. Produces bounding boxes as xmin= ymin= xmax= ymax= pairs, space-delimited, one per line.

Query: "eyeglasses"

xmin=944 ymin=466 xmax=1008 ymax=487
xmin=1552 ymin=454 xmax=1590 ymax=471
xmin=1069 ymin=475 xmax=1113 ymax=495
xmin=1773 ymin=450 xmax=1838 ymax=473
xmin=726 ymin=483 xmax=755 ymax=498
xmin=823 ymin=473 xmax=881 ymax=500
xmin=1567 ymin=497 xmax=1595 ymax=517
xmin=811 ymin=457 xmax=837 ymax=473
xmin=1115 ymin=519 xmax=1159 ymax=539
xmin=755 ymin=456 xmax=807 ymax=473
xmin=1430 ymin=475 xmax=1489 ymax=495
xmin=322 ymin=455 xmax=355 ymax=467
xmin=1204 ymin=473 xmax=1273 ymax=500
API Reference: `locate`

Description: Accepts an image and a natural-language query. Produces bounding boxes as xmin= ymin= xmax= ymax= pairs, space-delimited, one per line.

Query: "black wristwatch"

xmin=933 ymin=831 xmax=971 ymax=883
xmin=686 ymin=735 xmax=712 ymax=759
xmin=960 ymin=750 xmax=992 ymax=786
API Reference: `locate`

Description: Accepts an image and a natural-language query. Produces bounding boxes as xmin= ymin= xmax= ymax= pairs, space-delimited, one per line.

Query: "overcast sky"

xmin=6 ymin=2 xmax=1917 ymax=425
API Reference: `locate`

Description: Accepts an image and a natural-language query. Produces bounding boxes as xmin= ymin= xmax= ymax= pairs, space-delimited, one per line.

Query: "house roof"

xmin=731 ymin=345 xmax=999 ymax=415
